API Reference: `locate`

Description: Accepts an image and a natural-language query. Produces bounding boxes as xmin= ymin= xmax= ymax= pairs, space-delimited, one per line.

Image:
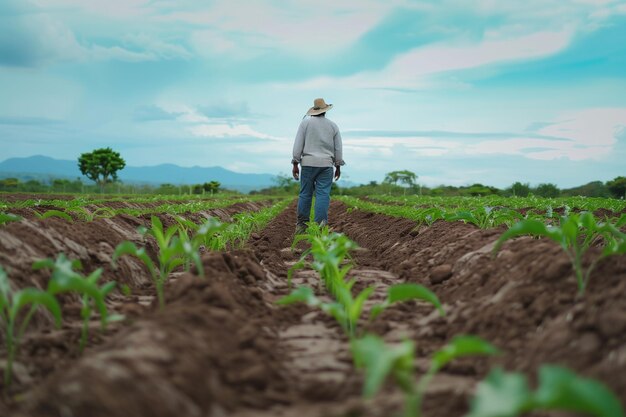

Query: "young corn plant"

xmin=113 ymin=216 xmax=222 ymax=309
xmin=0 ymin=266 xmax=62 ymax=389
xmin=288 ymin=223 xmax=357 ymax=293
xmin=34 ymin=210 xmax=73 ymax=222
xmin=446 ymin=207 xmax=522 ymax=229
xmin=351 ymin=334 xmax=499 ymax=417
xmin=494 ymin=212 xmax=626 ymax=295
xmin=0 ymin=213 xmax=22 ymax=226
xmin=33 ymin=254 xmax=121 ymax=353
xmin=279 ymin=282 xmax=444 ymax=338
xmin=466 ymin=366 xmax=624 ymax=417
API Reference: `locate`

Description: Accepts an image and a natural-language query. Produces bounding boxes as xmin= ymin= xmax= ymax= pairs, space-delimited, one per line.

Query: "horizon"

xmin=0 ymin=154 xmax=616 ymax=191
xmin=1 ymin=1 xmax=625 ymax=189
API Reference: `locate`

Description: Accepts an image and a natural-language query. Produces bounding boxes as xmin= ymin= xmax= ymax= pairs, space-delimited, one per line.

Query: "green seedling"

xmin=207 ymin=199 xmax=291 ymax=250
xmin=351 ymin=334 xmax=499 ymax=417
xmin=34 ymin=210 xmax=73 ymax=222
xmin=0 ymin=265 xmax=62 ymax=389
xmin=33 ymin=254 xmax=119 ymax=353
xmin=90 ymin=207 xmax=117 ymax=220
xmin=494 ymin=212 xmax=626 ymax=295
xmin=370 ymin=283 xmax=445 ymax=319
xmin=277 ymin=285 xmax=372 ymax=337
xmin=0 ymin=213 xmax=22 ymax=226
xmin=446 ymin=207 xmax=522 ymax=229
xmin=279 ymin=283 xmax=444 ymax=338
xmin=466 ymin=366 xmax=624 ymax=417
xmin=113 ymin=216 xmax=223 ymax=308
xmin=64 ymin=207 xmax=93 ymax=221
xmin=416 ymin=207 xmax=446 ymax=226
xmin=289 ymin=224 xmax=357 ymax=293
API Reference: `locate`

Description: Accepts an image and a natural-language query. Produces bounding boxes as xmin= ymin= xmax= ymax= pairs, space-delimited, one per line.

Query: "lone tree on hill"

xmin=78 ymin=148 xmax=126 ymax=192
xmin=383 ymin=170 xmax=418 ymax=188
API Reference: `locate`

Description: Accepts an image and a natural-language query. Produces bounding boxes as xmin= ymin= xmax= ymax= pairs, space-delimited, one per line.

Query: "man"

xmin=292 ymin=98 xmax=345 ymax=234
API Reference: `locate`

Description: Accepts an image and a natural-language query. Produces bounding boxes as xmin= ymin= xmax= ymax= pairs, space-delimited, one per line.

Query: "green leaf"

xmin=47 ymin=273 xmax=108 ymax=321
xmin=85 ymin=268 xmax=104 ymax=285
xmin=100 ymin=281 xmax=117 ymax=296
xmin=370 ymin=304 xmax=385 ymax=320
xmin=112 ymin=241 xmax=157 ymax=280
xmin=534 ymin=365 xmax=625 ymax=417
xmin=0 ymin=265 xmax=11 ymax=303
xmin=349 ymin=286 xmax=375 ymax=324
xmin=37 ymin=210 xmax=73 ymax=222
xmin=387 ymin=283 xmax=445 ymax=316
xmin=494 ymin=219 xmax=561 ymax=252
xmin=12 ymin=289 xmax=62 ymax=328
xmin=351 ymin=334 xmax=415 ymax=397
xmin=431 ymin=335 xmax=499 ymax=372
xmin=0 ymin=212 xmax=22 ymax=225
xmin=466 ymin=367 xmax=532 ymax=417
xmin=276 ymin=286 xmax=319 ymax=306
xmin=105 ymin=313 xmax=126 ymax=324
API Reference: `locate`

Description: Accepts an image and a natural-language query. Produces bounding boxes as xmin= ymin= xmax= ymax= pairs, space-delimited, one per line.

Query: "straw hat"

xmin=306 ymin=98 xmax=333 ymax=116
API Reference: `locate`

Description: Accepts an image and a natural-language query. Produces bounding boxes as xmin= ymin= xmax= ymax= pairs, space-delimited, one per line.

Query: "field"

xmin=1 ymin=193 xmax=625 ymax=417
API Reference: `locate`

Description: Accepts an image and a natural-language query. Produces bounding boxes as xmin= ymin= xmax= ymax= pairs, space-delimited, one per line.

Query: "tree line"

xmin=0 ymin=148 xmax=222 ymax=195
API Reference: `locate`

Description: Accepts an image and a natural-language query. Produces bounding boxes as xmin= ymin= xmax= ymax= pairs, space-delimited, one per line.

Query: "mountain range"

xmin=0 ymin=156 xmax=279 ymax=192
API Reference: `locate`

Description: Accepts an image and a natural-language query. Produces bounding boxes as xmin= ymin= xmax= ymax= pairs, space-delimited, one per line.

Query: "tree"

xmin=205 ymin=181 xmax=221 ymax=194
xmin=606 ymin=176 xmax=626 ymax=199
xmin=463 ymin=184 xmax=498 ymax=196
xmin=534 ymin=183 xmax=560 ymax=198
xmin=78 ymin=148 xmax=126 ymax=192
xmin=509 ymin=182 xmax=531 ymax=197
xmin=0 ymin=178 xmax=19 ymax=191
xmin=384 ymin=170 xmax=418 ymax=188
xmin=273 ymin=174 xmax=298 ymax=192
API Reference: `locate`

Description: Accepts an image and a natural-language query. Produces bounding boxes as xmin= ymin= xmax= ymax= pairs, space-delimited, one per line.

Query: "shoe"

xmin=295 ymin=224 xmax=307 ymax=235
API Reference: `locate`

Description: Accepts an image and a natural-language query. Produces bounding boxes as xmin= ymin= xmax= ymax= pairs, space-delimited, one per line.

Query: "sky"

xmin=1 ymin=0 xmax=625 ymax=188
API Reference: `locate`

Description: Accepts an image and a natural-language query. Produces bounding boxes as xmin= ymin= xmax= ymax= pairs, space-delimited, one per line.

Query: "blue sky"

xmin=1 ymin=0 xmax=625 ymax=188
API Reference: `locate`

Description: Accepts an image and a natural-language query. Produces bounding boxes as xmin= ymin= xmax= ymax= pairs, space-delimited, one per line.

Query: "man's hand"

xmin=292 ymin=163 xmax=300 ymax=180
xmin=334 ymin=165 xmax=341 ymax=181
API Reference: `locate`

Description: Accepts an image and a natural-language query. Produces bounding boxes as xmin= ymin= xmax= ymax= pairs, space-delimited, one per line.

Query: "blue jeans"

xmin=297 ymin=166 xmax=333 ymax=226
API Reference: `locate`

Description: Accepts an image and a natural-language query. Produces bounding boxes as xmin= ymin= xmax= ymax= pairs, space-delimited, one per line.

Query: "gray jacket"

xmin=292 ymin=116 xmax=345 ymax=167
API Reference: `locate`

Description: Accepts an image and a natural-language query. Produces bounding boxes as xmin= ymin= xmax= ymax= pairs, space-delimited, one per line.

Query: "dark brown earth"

xmin=1 ymin=196 xmax=625 ymax=417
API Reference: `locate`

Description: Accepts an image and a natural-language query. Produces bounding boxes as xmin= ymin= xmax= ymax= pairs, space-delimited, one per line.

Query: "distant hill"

xmin=0 ymin=155 xmax=278 ymax=193
xmin=561 ymin=181 xmax=611 ymax=198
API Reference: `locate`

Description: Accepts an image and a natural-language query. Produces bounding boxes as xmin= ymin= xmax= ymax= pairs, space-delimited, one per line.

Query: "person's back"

xmin=298 ymin=116 xmax=341 ymax=168
xmin=291 ymin=98 xmax=344 ymax=234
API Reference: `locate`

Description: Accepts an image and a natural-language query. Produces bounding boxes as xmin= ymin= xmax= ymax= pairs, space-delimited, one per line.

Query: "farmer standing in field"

xmin=292 ymin=98 xmax=345 ymax=234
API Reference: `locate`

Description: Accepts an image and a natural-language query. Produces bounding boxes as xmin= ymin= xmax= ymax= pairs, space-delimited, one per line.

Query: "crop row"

xmin=339 ymin=196 xmax=626 ymax=296
xmin=362 ymin=194 xmax=626 ymax=213
xmin=278 ymin=225 xmax=624 ymax=417
xmin=0 ymin=198 xmax=292 ymax=392
xmin=0 ymin=196 xmax=286 ymax=225
xmin=0 ymin=192 xmax=255 ymax=210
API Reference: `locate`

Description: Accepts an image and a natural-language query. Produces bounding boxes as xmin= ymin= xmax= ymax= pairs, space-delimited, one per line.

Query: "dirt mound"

xmin=332 ymin=200 xmax=626 ymax=410
xmin=16 ymin=251 xmax=292 ymax=417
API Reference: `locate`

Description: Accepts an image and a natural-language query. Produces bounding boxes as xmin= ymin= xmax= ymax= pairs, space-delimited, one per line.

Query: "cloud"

xmin=275 ymin=29 xmax=572 ymax=91
xmin=470 ymin=108 xmax=626 ymax=160
xmin=188 ymin=124 xmax=282 ymax=140
xmin=133 ymin=105 xmax=182 ymax=121
xmin=346 ymin=108 xmax=626 ymax=161
xmin=161 ymin=0 xmax=401 ymax=56
xmin=0 ymin=2 xmax=191 ymax=67
xmin=197 ymin=102 xmax=253 ymax=120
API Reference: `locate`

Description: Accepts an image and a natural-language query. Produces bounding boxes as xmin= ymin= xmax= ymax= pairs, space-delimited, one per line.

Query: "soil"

xmin=1 ymin=195 xmax=625 ymax=417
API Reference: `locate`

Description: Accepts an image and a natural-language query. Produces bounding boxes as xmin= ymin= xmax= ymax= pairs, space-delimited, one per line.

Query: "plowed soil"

xmin=1 ymin=196 xmax=625 ymax=417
